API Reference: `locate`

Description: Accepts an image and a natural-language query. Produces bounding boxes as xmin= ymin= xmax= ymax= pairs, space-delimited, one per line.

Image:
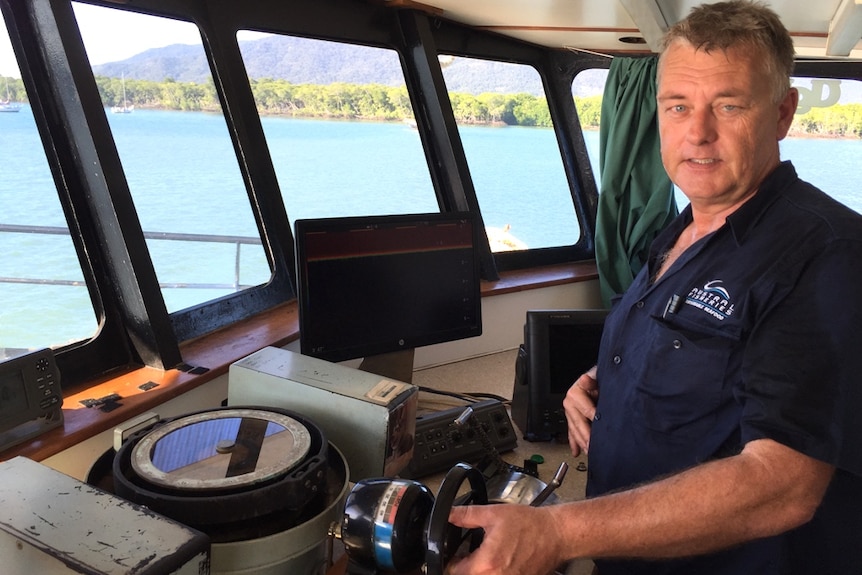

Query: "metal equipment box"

xmin=0 ymin=456 xmax=210 ymax=575
xmin=228 ymin=347 xmax=418 ymax=481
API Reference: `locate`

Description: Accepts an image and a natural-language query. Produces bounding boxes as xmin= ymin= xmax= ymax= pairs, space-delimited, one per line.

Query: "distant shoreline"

xmin=117 ymin=104 xmax=860 ymax=140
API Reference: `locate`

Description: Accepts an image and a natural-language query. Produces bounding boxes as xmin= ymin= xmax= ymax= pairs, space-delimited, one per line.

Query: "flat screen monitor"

xmin=512 ymin=309 xmax=608 ymax=441
xmin=294 ymin=212 xmax=482 ymax=375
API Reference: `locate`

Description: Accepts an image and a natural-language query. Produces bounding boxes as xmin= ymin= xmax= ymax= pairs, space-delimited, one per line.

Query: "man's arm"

xmin=449 ymin=438 xmax=833 ymax=574
xmin=552 ymin=438 xmax=833 ymax=559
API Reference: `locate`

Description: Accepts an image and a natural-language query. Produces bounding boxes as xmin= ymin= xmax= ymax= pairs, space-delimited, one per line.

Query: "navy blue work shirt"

xmin=587 ymin=161 xmax=862 ymax=575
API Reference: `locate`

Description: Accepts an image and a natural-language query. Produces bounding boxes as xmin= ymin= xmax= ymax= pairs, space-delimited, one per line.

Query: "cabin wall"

xmin=413 ymin=279 xmax=603 ymax=369
xmin=43 ymin=278 xmax=601 ymax=481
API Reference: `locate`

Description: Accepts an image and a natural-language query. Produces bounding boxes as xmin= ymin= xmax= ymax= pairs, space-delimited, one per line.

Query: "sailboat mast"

xmin=111 ymin=72 xmax=132 ymax=113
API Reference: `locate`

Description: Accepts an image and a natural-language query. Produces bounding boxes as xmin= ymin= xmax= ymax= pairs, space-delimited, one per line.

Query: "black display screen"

xmin=295 ymin=212 xmax=482 ymax=363
xmin=0 ymin=371 xmax=29 ymax=421
xmin=545 ymin=322 xmax=605 ymax=393
xmin=525 ymin=309 xmax=608 ymax=395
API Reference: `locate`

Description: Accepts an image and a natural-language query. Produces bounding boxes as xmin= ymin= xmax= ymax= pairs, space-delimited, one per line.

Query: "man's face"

xmin=657 ymin=41 xmax=797 ymax=213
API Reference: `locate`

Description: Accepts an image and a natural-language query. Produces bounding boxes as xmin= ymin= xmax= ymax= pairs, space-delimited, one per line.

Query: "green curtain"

xmin=595 ymin=56 xmax=677 ymax=307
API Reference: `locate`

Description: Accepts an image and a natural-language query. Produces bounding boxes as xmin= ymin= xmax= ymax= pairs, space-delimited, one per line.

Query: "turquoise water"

xmin=1 ymin=106 xmax=861 ymax=348
xmin=781 ymin=137 xmax=862 ymax=213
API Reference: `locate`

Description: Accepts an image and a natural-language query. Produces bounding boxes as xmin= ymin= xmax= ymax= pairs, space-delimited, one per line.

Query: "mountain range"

xmin=93 ymin=34 xmax=606 ymax=97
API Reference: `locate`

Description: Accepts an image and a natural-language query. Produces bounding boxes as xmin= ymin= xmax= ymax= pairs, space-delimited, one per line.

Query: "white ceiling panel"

xmin=386 ymin=0 xmax=862 ymax=59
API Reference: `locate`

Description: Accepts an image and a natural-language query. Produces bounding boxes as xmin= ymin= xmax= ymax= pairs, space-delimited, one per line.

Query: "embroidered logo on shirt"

xmin=685 ymin=280 xmax=735 ymax=320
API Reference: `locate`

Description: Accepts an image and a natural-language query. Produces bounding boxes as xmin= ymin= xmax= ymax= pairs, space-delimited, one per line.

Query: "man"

xmin=448 ymin=2 xmax=862 ymax=574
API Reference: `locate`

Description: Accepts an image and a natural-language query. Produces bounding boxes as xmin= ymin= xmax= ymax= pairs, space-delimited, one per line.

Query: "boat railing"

xmin=0 ymin=223 xmax=263 ymax=291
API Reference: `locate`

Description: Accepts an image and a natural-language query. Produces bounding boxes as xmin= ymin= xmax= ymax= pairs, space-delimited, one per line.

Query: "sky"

xmin=2 ymin=2 xmax=267 ymax=78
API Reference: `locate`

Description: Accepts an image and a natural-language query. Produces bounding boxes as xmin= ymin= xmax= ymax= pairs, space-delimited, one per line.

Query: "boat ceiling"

xmin=379 ymin=0 xmax=862 ymax=60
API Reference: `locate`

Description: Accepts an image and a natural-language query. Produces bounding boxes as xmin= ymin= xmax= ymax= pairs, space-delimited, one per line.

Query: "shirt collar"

xmin=649 ymin=161 xmax=799 ymax=259
xmin=725 ymin=161 xmax=799 ymax=245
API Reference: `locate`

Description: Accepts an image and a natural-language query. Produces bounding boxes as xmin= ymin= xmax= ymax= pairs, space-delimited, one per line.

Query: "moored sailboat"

xmin=0 ymin=77 xmax=20 ymax=112
xmin=110 ymin=72 xmax=133 ymax=114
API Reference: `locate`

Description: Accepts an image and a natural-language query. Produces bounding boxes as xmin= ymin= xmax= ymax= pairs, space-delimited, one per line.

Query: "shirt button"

xmin=636 ymin=301 xmax=644 ymax=309
xmin=613 ymin=355 xmax=622 ymax=365
xmin=594 ymin=412 xmax=601 ymax=421
xmin=673 ymin=339 xmax=682 ymax=349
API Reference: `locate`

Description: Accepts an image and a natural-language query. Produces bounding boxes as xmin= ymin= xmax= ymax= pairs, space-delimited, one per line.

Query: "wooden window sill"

xmin=481 ymin=260 xmax=598 ymax=296
xmin=1 ymin=260 xmax=597 ymax=463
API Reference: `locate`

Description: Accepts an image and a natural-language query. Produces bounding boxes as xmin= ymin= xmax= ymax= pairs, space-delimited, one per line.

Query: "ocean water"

xmin=1 ymin=106 xmax=860 ymax=348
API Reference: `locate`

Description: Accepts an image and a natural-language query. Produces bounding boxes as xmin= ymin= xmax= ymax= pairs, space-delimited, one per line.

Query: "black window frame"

xmin=1 ymin=0 xmax=609 ymax=388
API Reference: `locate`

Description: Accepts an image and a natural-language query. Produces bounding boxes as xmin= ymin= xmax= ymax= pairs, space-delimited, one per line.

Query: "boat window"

xmin=237 ymin=34 xmax=438 ymax=224
xmin=0 ymin=13 xmax=99 ymax=358
xmin=73 ymin=2 xmax=271 ymax=314
xmin=782 ymin=76 xmax=862 ymax=215
xmin=440 ymin=56 xmax=578 ymax=252
xmin=573 ymin=65 xmax=690 ymax=209
xmin=572 ymin=67 xmax=606 ymax=183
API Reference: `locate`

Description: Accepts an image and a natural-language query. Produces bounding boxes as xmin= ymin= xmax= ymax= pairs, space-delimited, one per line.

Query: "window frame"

xmin=1 ymin=0 xmax=607 ymax=388
xmin=420 ymin=16 xmax=604 ymax=272
xmin=1 ymin=0 xmax=297 ymax=385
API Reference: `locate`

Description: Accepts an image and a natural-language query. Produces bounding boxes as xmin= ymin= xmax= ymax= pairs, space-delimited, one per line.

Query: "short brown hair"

xmin=658 ymin=1 xmax=795 ymax=102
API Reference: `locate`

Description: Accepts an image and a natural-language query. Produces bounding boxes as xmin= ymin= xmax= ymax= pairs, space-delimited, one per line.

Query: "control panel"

xmin=401 ymin=399 xmax=517 ymax=479
xmin=0 ymin=348 xmax=63 ymax=452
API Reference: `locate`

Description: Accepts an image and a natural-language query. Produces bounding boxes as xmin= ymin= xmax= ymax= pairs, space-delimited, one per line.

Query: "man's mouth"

xmin=688 ymin=158 xmax=717 ymax=165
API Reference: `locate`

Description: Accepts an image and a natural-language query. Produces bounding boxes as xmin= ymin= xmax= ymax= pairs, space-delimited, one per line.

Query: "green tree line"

xmin=96 ymin=75 xmax=561 ymax=126
xmin=5 ymin=74 xmax=862 ymax=137
xmin=790 ymin=103 xmax=862 ymax=138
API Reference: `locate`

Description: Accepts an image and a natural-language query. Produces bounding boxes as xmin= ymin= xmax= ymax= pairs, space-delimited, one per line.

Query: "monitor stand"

xmin=358 ymin=348 xmax=415 ymax=384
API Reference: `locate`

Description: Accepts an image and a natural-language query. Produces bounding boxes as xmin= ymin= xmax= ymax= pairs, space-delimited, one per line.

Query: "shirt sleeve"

xmin=739 ymin=238 xmax=862 ymax=476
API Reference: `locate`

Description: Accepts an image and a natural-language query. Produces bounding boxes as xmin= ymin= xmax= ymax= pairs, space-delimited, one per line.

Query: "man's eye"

xmin=672 ymin=104 xmax=686 ymax=113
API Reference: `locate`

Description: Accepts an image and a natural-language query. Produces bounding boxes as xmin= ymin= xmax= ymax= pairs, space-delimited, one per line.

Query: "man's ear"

xmin=776 ymin=87 xmax=799 ymax=140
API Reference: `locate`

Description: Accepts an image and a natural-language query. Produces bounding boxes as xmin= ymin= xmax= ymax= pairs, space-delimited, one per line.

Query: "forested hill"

xmin=93 ymin=35 xmax=554 ymax=96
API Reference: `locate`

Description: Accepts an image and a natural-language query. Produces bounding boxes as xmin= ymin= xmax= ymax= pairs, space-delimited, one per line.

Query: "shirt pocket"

xmin=634 ymin=313 xmax=741 ymax=438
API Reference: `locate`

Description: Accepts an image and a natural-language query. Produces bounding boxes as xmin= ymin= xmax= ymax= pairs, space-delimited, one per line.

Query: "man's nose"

xmin=686 ymin=108 xmax=718 ymax=145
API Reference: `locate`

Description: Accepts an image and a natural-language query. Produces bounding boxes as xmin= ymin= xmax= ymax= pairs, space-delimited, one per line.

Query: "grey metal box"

xmin=0 ymin=456 xmax=210 ymax=575
xmin=228 ymin=347 xmax=418 ymax=481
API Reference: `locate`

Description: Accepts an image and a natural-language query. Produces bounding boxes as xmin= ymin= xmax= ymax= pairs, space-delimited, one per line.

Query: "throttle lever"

xmin=530 ymin=462 xmax=569 ymax=507
xmin=454 ymin=405 xmax=509 ymax=476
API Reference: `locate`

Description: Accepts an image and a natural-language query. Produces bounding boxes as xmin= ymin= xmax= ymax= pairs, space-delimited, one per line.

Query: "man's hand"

xmin=447 ymin=504 xmax=562 ymax=575
xmin=563 ymin=366 xmax=598 ymax=457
